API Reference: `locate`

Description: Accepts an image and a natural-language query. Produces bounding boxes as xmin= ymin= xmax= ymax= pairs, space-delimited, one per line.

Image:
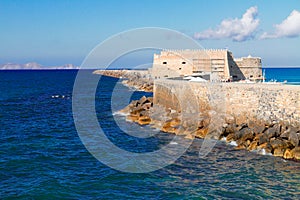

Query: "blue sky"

xmin=0 ymin=0 xmax=300 ymax=67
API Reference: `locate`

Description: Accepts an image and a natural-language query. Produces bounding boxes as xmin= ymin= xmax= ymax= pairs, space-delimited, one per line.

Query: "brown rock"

xmin=138 ymin=116 xmax=151 ymax=125
xmin=170 ymin=118 xmax=181 ymax=127
xmin=248 ymin=141 xmax=258 ymax=151
xmin=253 ymin=133 xmax=263 ymax=141
xmin=126 ymin=115 xmax=139 ymax=122
xmin=224 ymin=123 xmax=236 ymax=135
xmin=226 ymin=133 xmax=235 ymax=142
xmin=280 ymin=126 xmax=298 ymax=140
xmin=195 ymin=128 xmax=209 ymax=138
xmin=273 ymin=148 xmax=285 ymax=157
xmin=246 ymin=140 xmax=251 ymax=146
xmin=280 ymin=131 xmax=289 ymax=139
xmin=291 ymin=147 xmax=300 ymax=160
xmin=289 ymin=131 xmax=299 ymax=147
xmin=138 ymin=96 xmax=148 ymax=105
xmin=184 ymin=134 xmax=195 ymax=140
xmin=283 ymin=149 xmax=294 ymax=159
xmin=258 ymin=134 xmax=268 ymax=145
xmin=257 ymin=142 xmax=272 ymax=153
xmin=264 ymin=127 xmax=278 ymax=139
xmin=252 ymin=124 xmax=266 ymax=135
xmin=270 ymin=138 xmax=289 ymax=149
xmin=233 ymin=130 xmax=244 ymax=140
xmin=161 ymin=120 xmax=178 ymax=133
xmin=239 ymin=128 xmax=254 ymax=141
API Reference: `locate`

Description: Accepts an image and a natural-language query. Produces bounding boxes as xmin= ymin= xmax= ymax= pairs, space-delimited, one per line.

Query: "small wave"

xmin=258 ymin=148 xmax=272 ymax=156
xmin=228 ymin=141 xmax=237 ymax=146
xmin=51 ymin=95 xmax=70 ymax=99
xmin=113 ymin=111 xmax=129 ymax=116
xmin=170 ymin=141 xmax=178 ymax=145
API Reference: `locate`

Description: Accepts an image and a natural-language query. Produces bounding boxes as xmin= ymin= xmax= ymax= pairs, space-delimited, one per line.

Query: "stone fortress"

xmin=150 ymin=49 xmax=263 ymax=81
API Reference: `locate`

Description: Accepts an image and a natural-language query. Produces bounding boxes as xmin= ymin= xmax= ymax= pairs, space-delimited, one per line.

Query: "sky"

xmin=0 ymin=0 xmax=300 ymax=67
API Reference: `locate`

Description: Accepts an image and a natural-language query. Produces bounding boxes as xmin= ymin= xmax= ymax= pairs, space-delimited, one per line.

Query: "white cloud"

xmin=260 ymin=10 xmax=300 ymax=39
xmin=194 ymin=6 xmax=260 ymax=42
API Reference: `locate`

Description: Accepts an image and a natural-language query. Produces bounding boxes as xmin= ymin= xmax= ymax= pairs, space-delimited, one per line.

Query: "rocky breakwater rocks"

xmin=119 ymin=96 xmax=153 ymax=126
xmin=220 ymin=119 xmax=300 ymax=160
xmin=93 ymin=70 xmax=153 ymax=92
xmin=120 ymin=96 xmax=300 ymax=161
xmin=120 ymin=96 xmax=227 ymax=140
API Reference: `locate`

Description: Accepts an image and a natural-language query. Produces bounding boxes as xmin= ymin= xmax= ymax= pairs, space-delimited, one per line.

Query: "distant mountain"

xmin=0 ymin=62 xmax=79 ymax=70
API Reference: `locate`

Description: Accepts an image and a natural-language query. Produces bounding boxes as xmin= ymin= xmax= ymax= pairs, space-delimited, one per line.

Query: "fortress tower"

xmin=150 ymin=49 xmax=262 ymax=81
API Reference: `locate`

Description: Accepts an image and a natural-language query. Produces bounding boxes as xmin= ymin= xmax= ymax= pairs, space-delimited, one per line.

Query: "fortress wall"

xmin=234 ymin=57 xmax=262 ymax=79
xmin=154 ymin=80 xmax=300 ymax=126
xmin=152 ymin=49 xmax=229 ymax=79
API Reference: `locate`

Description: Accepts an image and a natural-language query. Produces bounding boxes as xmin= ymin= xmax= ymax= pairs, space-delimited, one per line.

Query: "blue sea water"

xmin=264 ymin=67 xmax=300 ymax=85
xmin=0 ymin=69 xmax=300 ymax=199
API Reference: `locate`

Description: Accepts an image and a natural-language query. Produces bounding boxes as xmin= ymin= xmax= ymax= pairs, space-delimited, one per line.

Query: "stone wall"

xmin=154 ymin=80 xmax=300 ymax=127
xmin=234 ymin=56 xmax=262 ymax=80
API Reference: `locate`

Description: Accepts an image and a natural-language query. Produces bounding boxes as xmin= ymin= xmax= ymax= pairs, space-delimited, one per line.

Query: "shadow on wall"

xmin=227 ymin=52 xmax=246 ymax=81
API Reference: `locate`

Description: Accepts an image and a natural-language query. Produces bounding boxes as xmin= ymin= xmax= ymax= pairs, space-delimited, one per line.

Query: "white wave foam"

xmin=113 ymin=111 xmax=129 ymax=116
xmin=51 ymin=95 xmax=69 ymax=99
xmin=221 ymin=137 xmax=227 ymax=142
xmin=170 ymin=141 xmax=178 ymax=145
xmin=229 ymin=141 xmax=237 ymax=146
xmin=258 ymin=148 xmax=272 ymax=156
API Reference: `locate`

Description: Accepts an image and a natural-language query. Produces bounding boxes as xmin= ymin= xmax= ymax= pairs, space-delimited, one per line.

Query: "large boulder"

xmin=291 ymin=147 xmax=300 ymax=160
xmin=226 ymin=133 xmax=235 ymax=142
xmin=224 ymin=123 xmax=236 ymax=136
xmin=270 ymin=138 xmax=289 ymax=149
xmin=195 ymin=127 xmax=209 ymax=138
xmin=289 ymin=132 xmax=299 ymax=147
xmin=258 ymin=134 xmax=269 ymax=145
xmin=138 ymin=116 xmax=151 ymax=125
xmin=248 ymin=141 xmax=258 ymax=151
xmin=273 ymin=148 xmax=285 ymax=157
xmin=283 ymin=149 xmax=294 ymax=159
xmin=264 ymin=127 xmax=278 ymax=139
xmin=239 ymin=127 xmax=254 ymax=141
xmin=257 ymin=142 xmax=272 ymax=153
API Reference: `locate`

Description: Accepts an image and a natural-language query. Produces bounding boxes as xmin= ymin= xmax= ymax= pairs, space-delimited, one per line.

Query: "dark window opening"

xmin=250 ymin=75 xmax=253 ymax=78
xmin=163 ymin=61 xmax=167 ymax=64
xmin=164 ymin=75 xmax=168 ymax=77
xmin=182 ymin=62 xmax=186 ymax=64
xmin=179 ymin=68 xmax=182 ymax=70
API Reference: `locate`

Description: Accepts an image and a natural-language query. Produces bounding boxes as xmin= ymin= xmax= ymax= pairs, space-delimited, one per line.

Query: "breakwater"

xmin=93 ymin=70 xmax=153 ymax=92
xmin=152 ymin=80 xmax=300 ymax=160
xmin=94 ymin=70 xmax=300 ymax=160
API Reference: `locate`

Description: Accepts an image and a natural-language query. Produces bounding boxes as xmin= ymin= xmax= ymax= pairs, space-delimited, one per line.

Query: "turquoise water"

xmin=264 ymin=67 xmax=300 ymax=85
xmin=0 ymin=69 xmax=300 ymax=199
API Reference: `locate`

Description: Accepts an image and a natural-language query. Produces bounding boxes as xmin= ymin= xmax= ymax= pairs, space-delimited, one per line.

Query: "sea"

xmin=0 ymin=68 xmax=300 ymax=199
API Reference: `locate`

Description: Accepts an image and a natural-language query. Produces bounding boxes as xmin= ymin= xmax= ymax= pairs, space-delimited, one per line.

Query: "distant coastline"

xmin=0 ymin=62 xmax=79 ymax=70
